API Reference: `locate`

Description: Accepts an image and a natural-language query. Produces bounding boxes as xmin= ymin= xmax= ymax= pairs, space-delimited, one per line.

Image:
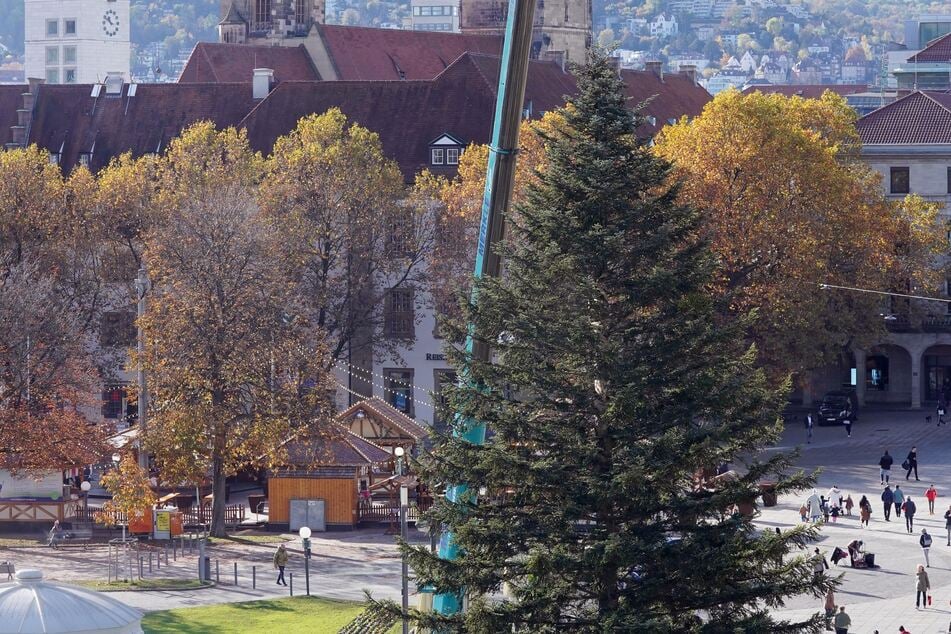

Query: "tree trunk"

xmin=210 ymin=453 xmax=227 ymax=537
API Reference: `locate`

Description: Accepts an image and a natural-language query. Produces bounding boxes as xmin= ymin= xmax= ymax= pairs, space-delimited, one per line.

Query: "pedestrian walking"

xmin=843 ymin=418 xmax=852 ymax=437
xmin=899 ymin=627 xmax=910 ymax=634
xmin=273 ymin=544 xmax=289 ymax=586
xmin=920 ymin=529 xmax=932 ymax=567
xmin=938 ymin=402 xmax=946 ymax=426
xmin=894 ymin=485 xmax=905 ymax=517
xmin=879 ymin=450 xmax=893 ymax=484
xmin=813 ymin=547 xmax=829 ymax=579
xmin=926 ymin=485 xmax=938 ymax=514
xmin=799 ymin=503 xmax=809 ymax=522
xmin=844 ymin=494 xmax=854 ymax=516
xmin=945 ymin=505 xmax=951 ymax=545
xmin=905 ymin=446 xmax=919 ymax=481
xmin=805 ymin=413 xmax=814 ymax=443
xmin=47 ymin=520 xmax=61 ymax=549
xmin=834 ymin=605 xmax=851 ymax=633
xmin=882 ymin=485 xmax=894 ymax=521
xmin=808 ymin=489 xmax=823 ymax=522
xmin=859 ymin=495 xmax=872 ymax=527
xmin=905 ymin=496 xmax=917 ymax=533
xmin=915 ymin=564 xmax=930 ymax=609
xmin=824 ymin=589 xmax=836 ymax=631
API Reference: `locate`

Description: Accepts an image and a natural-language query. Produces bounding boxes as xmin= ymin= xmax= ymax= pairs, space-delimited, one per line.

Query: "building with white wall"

xmin=411 ymin=0 xmax=460 ymax=32
xmin=24 ymin=0 xmax=131 ymax=84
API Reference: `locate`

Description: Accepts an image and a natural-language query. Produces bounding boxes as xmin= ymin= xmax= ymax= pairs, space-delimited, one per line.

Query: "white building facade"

xmin=25 ymin=0 xmax=131 ymax=84
xmin=411 ymin=0 xmax=460 ymax=32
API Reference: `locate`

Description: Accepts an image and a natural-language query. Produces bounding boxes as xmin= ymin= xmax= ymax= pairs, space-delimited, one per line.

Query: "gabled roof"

xmin=0 ymin=84 xmax=23 ymax=147
xmin=283 ymin=424 xmax=392 ymax=467
xmin=742 ymin=84 xmax=869 ymax=99
xmin=338 ymin=397 xmax=429 ymax=441
xmin=178 ymin=43 xmax=319 ymax=83
xmin=241 ymin=54 xmax=501 ymax=180
xmin=620 ymin=69 xmax=711 ymax=136
xmin=857 ymin=90 xmax=951 ymax=145
xmin=908 ymin=33 xmax=951 ymax=63
xmin=28 ymin=82 xmax=257 ymax=173
xmin=314 ymin=24 xmax=502 ymax=80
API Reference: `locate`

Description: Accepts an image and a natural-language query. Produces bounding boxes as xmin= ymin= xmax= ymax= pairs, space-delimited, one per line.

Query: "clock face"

xmin=102 ymin=9 xmax=119 ymax=37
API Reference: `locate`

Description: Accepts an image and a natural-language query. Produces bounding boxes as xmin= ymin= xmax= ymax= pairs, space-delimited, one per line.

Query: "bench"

xmin=0 ymin=562 xmax=13 ymax=581
xmin=51 ymin=524 xmax=93 ymax=550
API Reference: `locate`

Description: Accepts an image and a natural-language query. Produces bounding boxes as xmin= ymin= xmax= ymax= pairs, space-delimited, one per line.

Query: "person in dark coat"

xmin=906 ymin=446 xmax=919 ymax=481
xmin=879 ymin=450 xmax=893 ymax=485
xmin=881 ymin=485 xmax=894 ymax=521
xmin=904 ymin=496 xmax=918 ymax=533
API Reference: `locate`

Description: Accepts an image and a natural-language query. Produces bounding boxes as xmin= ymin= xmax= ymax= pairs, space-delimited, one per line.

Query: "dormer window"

xmin=428 ymin=133 xmax=465 ymax=168
xmin=49 ymin=153 xmax=60 ymax=165
xmin=79 ymin=153 xmax=92 ymax=168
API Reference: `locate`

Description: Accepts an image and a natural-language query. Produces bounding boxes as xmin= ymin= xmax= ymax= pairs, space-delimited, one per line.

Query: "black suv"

xmin=817 ymin=391 xmax=856 ymax=426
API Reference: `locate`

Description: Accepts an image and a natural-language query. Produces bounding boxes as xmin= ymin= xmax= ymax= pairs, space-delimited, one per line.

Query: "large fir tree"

xmin=405 ymin=52 xmax=832 ymax=632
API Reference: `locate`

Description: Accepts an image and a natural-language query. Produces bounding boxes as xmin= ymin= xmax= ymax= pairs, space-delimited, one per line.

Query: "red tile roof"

xmin=0 ymin=85 xmax=24 ymax=148
xmin=908 ymin=33 xmax=951 ymax=63
xmin=620 ymin=69 xmax=711 ymax=136
xmin=178 ymin=42 xmax=319 ymax=83
xmin=28 ymin=82 xmax=258 ymax=173
xmin=857 ymin=91 xmax=951 ymax=144
xmin=241 ymin=54 xmax=501 ymax=179
xmin=742 ymin=84 xmax=869 ymax=99
xmin=315 ymin=24 xmax=502 ymax=80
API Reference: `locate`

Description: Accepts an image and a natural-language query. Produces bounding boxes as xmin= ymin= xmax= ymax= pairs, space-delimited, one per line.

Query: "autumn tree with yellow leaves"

xmin=139 ymin=123 xmax=333 ymax=536
xmin=98 ymin=453 xmax=157 ymax=531
xmin=654 ymin=90 xmax=944 ymax=376
xmin=0 ymin=147 xmax=109 ymax=473
xmin=259 ymin=109 xmax=426 ymax=378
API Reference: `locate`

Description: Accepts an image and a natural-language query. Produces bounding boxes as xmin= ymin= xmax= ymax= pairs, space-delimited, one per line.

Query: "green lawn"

xmin=141 ymin=597 xmax=365 ymax=633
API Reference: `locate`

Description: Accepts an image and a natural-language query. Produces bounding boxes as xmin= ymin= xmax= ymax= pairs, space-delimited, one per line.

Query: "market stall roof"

xmin=0 ymin=569 xmax=143 ymax=634
xmin=281 ymin=424 xmax=392 ymax=468
xmin=338 ymin=397 xmax=429 ymax=445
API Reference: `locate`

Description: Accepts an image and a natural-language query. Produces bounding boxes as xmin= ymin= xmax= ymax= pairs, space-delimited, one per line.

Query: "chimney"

xmin=253 ymin=68 xmax=274 ymax=100
xmin=542 ymin=50 xmax=566 ymax=72
xmin=679 ymin=64 xmax=697 ymax=85
xmin=645 ymin=60 xmax=663 ymax=79
xmin=10 ymin=78 xmax=44 ymax=149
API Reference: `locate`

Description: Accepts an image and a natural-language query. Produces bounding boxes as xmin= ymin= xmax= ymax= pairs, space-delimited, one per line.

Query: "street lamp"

xmin=111 ymin=454 xmax=126 ymax=543
xmin=80 ymin=480 xmax=91 ymax=521
xmin=394 ymin=446 xmax=409 ymax=634
xmin=299 ymin=526 xmax=312 ymax=596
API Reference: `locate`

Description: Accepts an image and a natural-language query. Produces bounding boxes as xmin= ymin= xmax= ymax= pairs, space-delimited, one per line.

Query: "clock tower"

xmin=25 ymin=0 xmax=131 ymax=84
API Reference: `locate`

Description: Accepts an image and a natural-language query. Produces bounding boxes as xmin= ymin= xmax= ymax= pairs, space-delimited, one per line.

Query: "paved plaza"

xmin=0 ymin=528 xmax=411 ymax=612
xmin=764 ymin=409 xmax=951 ymax=632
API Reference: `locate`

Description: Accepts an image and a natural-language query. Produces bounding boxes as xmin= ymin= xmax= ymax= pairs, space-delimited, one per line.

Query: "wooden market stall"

xmin=337 ymin=397 xmax=429 ymax=458
xmin=267 ymin=424 xmax=392 ymax=531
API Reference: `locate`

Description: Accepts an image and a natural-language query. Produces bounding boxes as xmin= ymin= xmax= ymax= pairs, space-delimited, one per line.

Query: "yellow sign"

xmin=155 ymin=511 xmax=170 ymax=532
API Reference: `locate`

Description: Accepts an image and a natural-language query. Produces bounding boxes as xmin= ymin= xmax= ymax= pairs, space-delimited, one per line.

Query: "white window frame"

xmin=63 ymin=68 xmax=77 ymax=84
xmin=431 ymin=148 xmax=444 ymax=165
xmin=45 ymin=46 xmax=59 ymax=65
xmin=46 ymin=19 xmax=58 ymax=37
xmin=446 ymin=147 xmax=459 ymax=165
xmin=45 ymin=68 xmax=59 ymax=84
xmin=64 ymin=18 xmax=77 ymax=36
xmin=63 ymin=46 xmax=77 ymax=64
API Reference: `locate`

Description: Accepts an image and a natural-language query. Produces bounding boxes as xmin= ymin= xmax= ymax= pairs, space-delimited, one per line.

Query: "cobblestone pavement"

xmin=763 ymin=409 xmax=951 ymax=633
xmin=0 ymin=528 xmax=417 ymax=611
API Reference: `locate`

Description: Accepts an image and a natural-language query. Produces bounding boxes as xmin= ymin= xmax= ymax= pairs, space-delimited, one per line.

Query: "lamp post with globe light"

xmin=394 ymin=446 xmax=408 ymax=634
xmin=299 ymin=526 xmax=311 ymax=596
xmin=80 ymin=480 xmax=91 ymax=521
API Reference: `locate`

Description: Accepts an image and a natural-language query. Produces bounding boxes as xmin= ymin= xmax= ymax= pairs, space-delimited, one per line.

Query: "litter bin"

xmin=201 ymin=556 xmax=211 ymax=581
xmin=759 ymin=482 xmax=778 ymax=507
